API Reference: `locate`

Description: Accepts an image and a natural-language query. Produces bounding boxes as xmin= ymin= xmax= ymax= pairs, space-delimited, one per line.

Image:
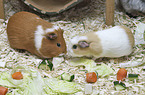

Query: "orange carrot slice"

xmin=117 ymin=68 xmax=127 ymax=81
xmin=12 ymin=72 xmax=23 ymax=80
xmin=86 ymin=72 xmax=97 ymax=83
xmin=0 ymin=86 xmax=8 ymax=95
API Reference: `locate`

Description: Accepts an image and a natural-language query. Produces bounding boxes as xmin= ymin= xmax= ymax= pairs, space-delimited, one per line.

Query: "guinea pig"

xmin=68 ymin=26 xmax=134 ymax=58
xmin=115 ymin=0 xmax=145 ymax=17
xmin=7 ymin=11 xmax=66 ymax=58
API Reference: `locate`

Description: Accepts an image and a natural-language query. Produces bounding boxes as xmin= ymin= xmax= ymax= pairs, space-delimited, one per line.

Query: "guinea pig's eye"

xmin=72 ymin=45 xmax=77 ymax=49
xmin=57 ymin=43 xmax=61 ymax=47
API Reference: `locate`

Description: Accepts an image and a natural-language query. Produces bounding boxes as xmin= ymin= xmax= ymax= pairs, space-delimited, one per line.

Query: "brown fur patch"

xmin=72 ymin=32 xmax=102 ymax=57
xmin=87 ymin=32 xmax=102 ymax=56
xmin=120 ymin=26 xmax=135 ymax=48
xmin=39 ymin=28 xmax=66 ymax=58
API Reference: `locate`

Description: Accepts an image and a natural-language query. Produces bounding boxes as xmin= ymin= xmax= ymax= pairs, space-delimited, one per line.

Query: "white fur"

xmin=34 ymin=25 xmax=60 ymax=52
xmin=34 ymin=25 xmax=54 ymax=58
xmin=34 ymin=25 xmax=45 ymax=51
xmin=69 ymin=26 xmax=133 ymax=58
xmin=69 ymin=36 xmax=88 ymax=56
xmin=45 ymin=25 xmax=60 ymax=33
xmin=95 ymin=26 xmax=132 ymax=57
xmin=70 ymin=36 xmax=88 ymax=44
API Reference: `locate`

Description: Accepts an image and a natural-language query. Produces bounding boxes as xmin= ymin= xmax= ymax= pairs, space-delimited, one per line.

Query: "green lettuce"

xmin=0 ymin=66 xmax=82 ymax=95
xmin=69 ymin=58 xmax=114 ymax=77
xmin=93 ymin=63 xmax=114 ymax=77
xmin=0 ymin=71 xmax=23 ymax=88
xmin=45 ymin=78 xmax=82 ymax=94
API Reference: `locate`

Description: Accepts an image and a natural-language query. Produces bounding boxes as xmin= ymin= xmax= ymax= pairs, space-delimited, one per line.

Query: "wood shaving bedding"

xmin=1 ymin=0 xmax=145 ymax=94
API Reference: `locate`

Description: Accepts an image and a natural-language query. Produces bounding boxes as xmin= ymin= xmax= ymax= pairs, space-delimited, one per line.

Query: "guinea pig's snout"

xmin=72 ymin=41 xmax=89 ymax=49
xmin=56 ymin=43 xmax=66 ymax=53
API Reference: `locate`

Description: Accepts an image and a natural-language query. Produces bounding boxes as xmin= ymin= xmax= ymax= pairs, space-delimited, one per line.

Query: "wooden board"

xmin=22 ymin=0 xmax=84 ymax=15
xmin=105 ymin=0 xmax=115 ymax=26
xmin=0 ymin=0 xmax=4 ymax=19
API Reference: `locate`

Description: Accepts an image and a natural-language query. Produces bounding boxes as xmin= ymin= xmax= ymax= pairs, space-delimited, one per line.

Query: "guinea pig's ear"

xmin=78 ymin=41 xmax=90 ymax=48
xmin=46 ymin=33 xmax=57 ymax=40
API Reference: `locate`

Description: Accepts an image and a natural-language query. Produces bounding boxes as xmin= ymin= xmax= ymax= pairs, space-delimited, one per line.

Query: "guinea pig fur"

xmin=69 ymin=26 xmax=134 ymax=58
xmin=7 ymin=11 xmax=66 ymax=58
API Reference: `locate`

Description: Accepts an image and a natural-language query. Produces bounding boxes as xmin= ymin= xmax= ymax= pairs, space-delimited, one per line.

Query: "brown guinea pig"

xmin=7 ymin=11 xmax=66 ymax=58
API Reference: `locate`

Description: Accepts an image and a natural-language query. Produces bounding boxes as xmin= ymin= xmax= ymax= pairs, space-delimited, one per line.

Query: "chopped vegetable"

xmin=38 ymin=60 xmax=53 ymax=71
xmin=52 ymin=57 xmax=64 ymax=68
xmin=45 ymin=78 xmax=82 ymax=94
xmin=0 ymin=71 xmax=23 ymax=88
xmin=85 ymin=84 xmax=92 ymax=94
xmin=94 ymin=64 xmax=114 ymax=77
xmin=69 ymin=58 xmax=114 ymax=77
xmin=0 ymin=86 xmax=8 ymax=95
xmin=12 ymin=72 xmax=23 ymax=80
xmin=69 ymin=58 xmax=96 ymax=67
xmin=113 ymin=81 xmax=126 ymax=91
xmin=61 ymin=72 xmax=75 ymax=82
xmin=117 ymin=68 xmax=127 ymax=81
xmin=0 ymin=66 xmax=82 ymax=94
xmin=86 ymin=72 xmax=97 ymax=83
xmin=135 ymin=23 xmax=145 ymax=45
xmin=143 ymin=66 xmax=145 ymax=71
xmin=120 ymin=58 xmax=145 ymax=67
xmin=22 ymin=72 xmax=46 ymax=95
xmin=128 ymin=74 xmax=139 ymax=80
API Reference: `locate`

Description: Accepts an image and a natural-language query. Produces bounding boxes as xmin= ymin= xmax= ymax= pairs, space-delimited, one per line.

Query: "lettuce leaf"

xmin=0 ymin=66 xmax=82 ymax=95
xmin=93 ymin=63 xmax=114 ymax=77
xmin=0 ymin=72 xmax=23 ymax=88
xmin=44 ymin=78 xmax=82 ymax=94
xmin=69 ymin=58 xmax=114 ymax=77
xmin=135 ymin=23 xmax=145 ymax=45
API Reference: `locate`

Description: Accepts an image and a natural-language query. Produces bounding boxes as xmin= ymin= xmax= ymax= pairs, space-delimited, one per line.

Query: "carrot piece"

xmin=12 ymin=72 xmax=23 ymax=80
xmin=117 ymin=68 xmax=127 ymax=81
xmin=0 ymin=86 xmax=8 ymax=95
xmin=86 ymin=72 xmax=97 ymax=83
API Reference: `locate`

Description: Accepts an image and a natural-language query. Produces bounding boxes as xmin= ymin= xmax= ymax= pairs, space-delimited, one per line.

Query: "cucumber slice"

xmin=114 ymin=81 xmax=126 ymax=91
xmin=128 ymin=74 xmax=139 ymax=80
xmin=95 ymin=71 xmax=99 ymax=79
xmin=61 ymin=73 xmax=75 ymax=82
xmin=38 ymin=60 xmax=53 ymax=71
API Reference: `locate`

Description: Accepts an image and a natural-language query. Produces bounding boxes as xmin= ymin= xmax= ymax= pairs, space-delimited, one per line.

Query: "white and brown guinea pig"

xmin=7 ymin=11 xmax=66 ymax=58
xmin=69 ymin=26 xmax=134 ymax=58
